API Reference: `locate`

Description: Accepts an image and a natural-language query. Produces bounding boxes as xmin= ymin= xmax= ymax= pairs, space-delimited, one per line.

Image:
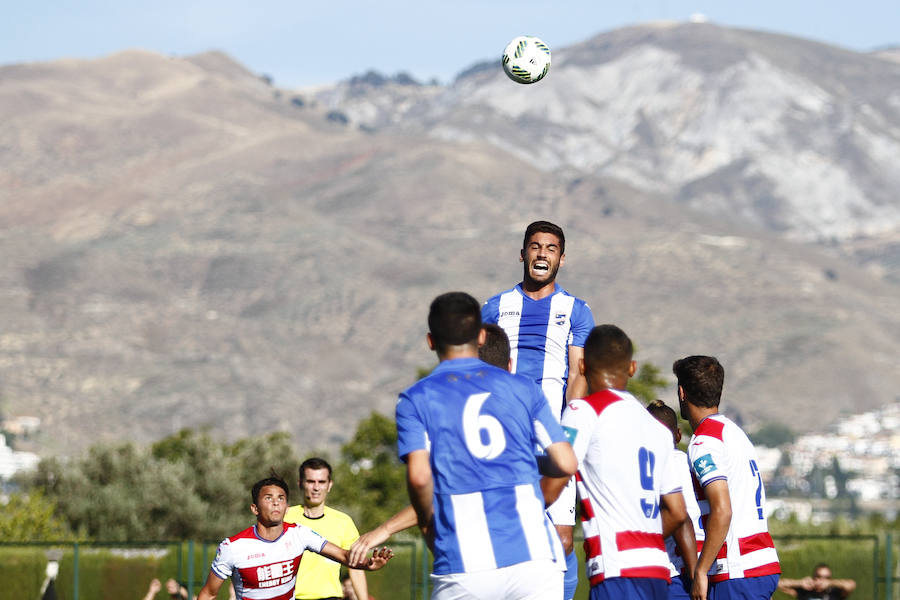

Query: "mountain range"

xmin=1 ymin=21 xmax=898 ymax=457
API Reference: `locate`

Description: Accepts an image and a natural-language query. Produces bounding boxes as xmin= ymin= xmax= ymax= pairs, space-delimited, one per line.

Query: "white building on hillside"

xmin=0 ymin=434 xmax=40 ymax=480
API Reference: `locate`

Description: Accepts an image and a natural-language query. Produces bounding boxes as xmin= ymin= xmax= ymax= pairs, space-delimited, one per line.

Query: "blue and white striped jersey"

xmin=482 ymin=283 xmax=594 ymax=418
xmin=396 ymin=357 xmax=568 ymax=575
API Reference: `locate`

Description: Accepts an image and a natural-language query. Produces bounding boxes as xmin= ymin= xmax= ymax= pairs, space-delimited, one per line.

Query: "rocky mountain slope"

xmin=313 ymin=23 xmax=900 ymax=248
xmin=0 ymin=24 xmax=898 ymax=457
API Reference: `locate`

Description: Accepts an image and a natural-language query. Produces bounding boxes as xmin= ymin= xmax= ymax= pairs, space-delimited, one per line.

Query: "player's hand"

xmin=365 ymin=547 xmax=394 ymax=570
xmin=691 ymin=570 xmax=707 ymax=600
xmin=349 ymin=528 xmax=389 ymax=567
xmin=148 ymin=578 xmax=162 ymax=595
xmin=800 ymin=576 xmax=816 ymax=590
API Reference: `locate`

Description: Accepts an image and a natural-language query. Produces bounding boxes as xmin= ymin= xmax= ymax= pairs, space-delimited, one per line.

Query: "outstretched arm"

xmin=318 ymin=543 xmax=394 ymax=571
xmin=196 ymin=572 xmax=225 ymax=600
xmin=349 ymin=505 xmax=418 ymax=566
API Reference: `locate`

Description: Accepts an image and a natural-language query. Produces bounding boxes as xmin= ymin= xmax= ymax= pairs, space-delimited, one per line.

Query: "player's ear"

xmin=426 ymin=332 xmax=435 ymax=350
xmin=578 ymin=357 xmax=585 ymax=376
xmin=675 ymin=427 xmax=683 ymax=445
xmin=250 ymin=503 xmax=259 ymax=516
xmin=477 ymin=327 xmax=487 ymax=347
xmin=519 ymin=248 xmax=525 ymax=262
xmin=559 ymin=252 xmax=565 ymax=267
xmin=628 ymin=360 xmax=636 ymax=377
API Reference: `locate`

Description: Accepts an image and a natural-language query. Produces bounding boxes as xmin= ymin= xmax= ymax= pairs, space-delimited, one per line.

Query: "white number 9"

xmin=462 ymin=392 xmax=507 ymax=460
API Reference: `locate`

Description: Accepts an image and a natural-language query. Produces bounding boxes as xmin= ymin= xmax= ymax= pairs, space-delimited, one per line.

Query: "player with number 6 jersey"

xmin=398 ymin=292 xmax=577 ymax=600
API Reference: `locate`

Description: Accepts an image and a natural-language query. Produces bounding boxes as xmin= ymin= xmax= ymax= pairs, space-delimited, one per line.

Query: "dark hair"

xmin=583 ymin=324 xmax=633 ymax=374
xmin=479 ymin=323 xmax=511 ymax=369
xmin=299 ymin=457 xmax=333 ymax=481
xmin=428 ymin=292 xmax=482 ymax=353
xmin=522 ymin=221 xmax=565 ymax=254
xmin=251 ymin=475 xmax=289 ymax=505
xmin=672 ymin=355 xmax=724 ymax=408
xmin=647 ymin=399 xmax=679 ymax=438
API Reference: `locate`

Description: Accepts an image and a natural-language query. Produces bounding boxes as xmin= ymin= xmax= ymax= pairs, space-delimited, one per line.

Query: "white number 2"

xmin=462 ymin=392 xmax=506 ymax=460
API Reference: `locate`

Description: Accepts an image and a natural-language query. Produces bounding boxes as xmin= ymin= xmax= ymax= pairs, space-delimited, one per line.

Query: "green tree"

xmin=24 ymin=429 xmax=300 ymax=541
xmin=329 ymin=412 xmax=408 ymax=533
xmin=626 ymin=362 xmax=669 ymax=403
xmin=0 ymin=490 xmax=75 ymax=541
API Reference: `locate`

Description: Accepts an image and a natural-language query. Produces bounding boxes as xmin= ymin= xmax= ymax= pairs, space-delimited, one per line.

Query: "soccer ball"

xmin=501 ymin=35 xmax=551 ymax=84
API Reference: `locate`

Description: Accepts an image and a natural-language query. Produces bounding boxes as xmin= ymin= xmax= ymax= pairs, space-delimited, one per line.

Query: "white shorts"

xmin=431 ymin=559 xmax=564 ymax=600
xmin=546 ymin=476 xmax=576 ymax=526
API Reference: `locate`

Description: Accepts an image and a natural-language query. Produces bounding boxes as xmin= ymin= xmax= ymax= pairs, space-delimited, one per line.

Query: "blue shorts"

xmin=589 ymin=578 xmax=667 ymax=600
xmin=667 ymin=574 xmax=691 ymax=600
xmin=709 ymin=575 xmax=779 ymax=600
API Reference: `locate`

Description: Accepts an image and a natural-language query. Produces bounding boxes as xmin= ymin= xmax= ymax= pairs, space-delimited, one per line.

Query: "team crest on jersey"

xmin=693 ymin=453 xmax=717 ymax=477
xmin=563 ymin=425 xmax=578 ymax=444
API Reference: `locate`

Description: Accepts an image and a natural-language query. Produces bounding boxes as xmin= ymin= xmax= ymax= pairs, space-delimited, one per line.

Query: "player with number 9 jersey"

xmin=562 ymin=388 xmax=680 ymax=588
xmin=397 ymin=356 xmax=569 ymax=575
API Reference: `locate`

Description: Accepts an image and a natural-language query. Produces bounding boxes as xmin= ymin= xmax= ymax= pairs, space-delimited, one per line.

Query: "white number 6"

xmin=463 ymin=392 xmax=507 ymax=460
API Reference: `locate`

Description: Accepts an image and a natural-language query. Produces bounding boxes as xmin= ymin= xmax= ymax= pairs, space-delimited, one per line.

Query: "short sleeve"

xmin=295 ymin=524 xmax=328 ymax=554
xmin=688 ymin=435 xmax=728 ymax=487
xmin=209 ymin=538 xmax=234 ymax=580
xmin=657 ymin=445 xmax=682 ymax=496
xmin=568 ymin=300 xmax=595 ymax=348
xmin=481 ymin=296 xmax=499 ymax=325
xmin=560 ymin=399 xmax=594 ymax=463
xmin=396 ymin=390 xmax=427 ymax=460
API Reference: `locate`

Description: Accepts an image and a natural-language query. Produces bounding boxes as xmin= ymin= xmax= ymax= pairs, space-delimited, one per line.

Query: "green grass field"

xmin=0 ymin=533 xmax=895 ymax=600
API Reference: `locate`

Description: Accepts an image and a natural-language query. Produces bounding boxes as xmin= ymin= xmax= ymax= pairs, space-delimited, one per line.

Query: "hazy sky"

xmin=2 ymin=1 xmax=898 ymax=88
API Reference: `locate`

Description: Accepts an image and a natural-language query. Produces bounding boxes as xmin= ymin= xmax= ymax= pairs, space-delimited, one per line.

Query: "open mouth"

xmin=533 ymin=261 xmax=549 ymax=273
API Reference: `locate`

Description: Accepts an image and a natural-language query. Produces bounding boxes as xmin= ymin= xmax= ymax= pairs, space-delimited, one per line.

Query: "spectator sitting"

xmin=778 ymin=563 xmax=856 ymax=599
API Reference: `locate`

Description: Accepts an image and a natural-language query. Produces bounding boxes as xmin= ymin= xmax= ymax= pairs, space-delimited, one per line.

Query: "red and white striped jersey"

xmin=209 ymin=522 xmax=327 ymax=600
xmin=561 ymin=389 xmax=680 ymax=586
xmin=688 ymin=414 xmax=780 ymax=582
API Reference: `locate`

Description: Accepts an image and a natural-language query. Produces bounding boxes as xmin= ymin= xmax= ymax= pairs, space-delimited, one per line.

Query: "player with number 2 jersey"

xmin=688 ymin=414 xmax=779 ymax=581
xmin=674 ymin=355 xmax=779 ymax=600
